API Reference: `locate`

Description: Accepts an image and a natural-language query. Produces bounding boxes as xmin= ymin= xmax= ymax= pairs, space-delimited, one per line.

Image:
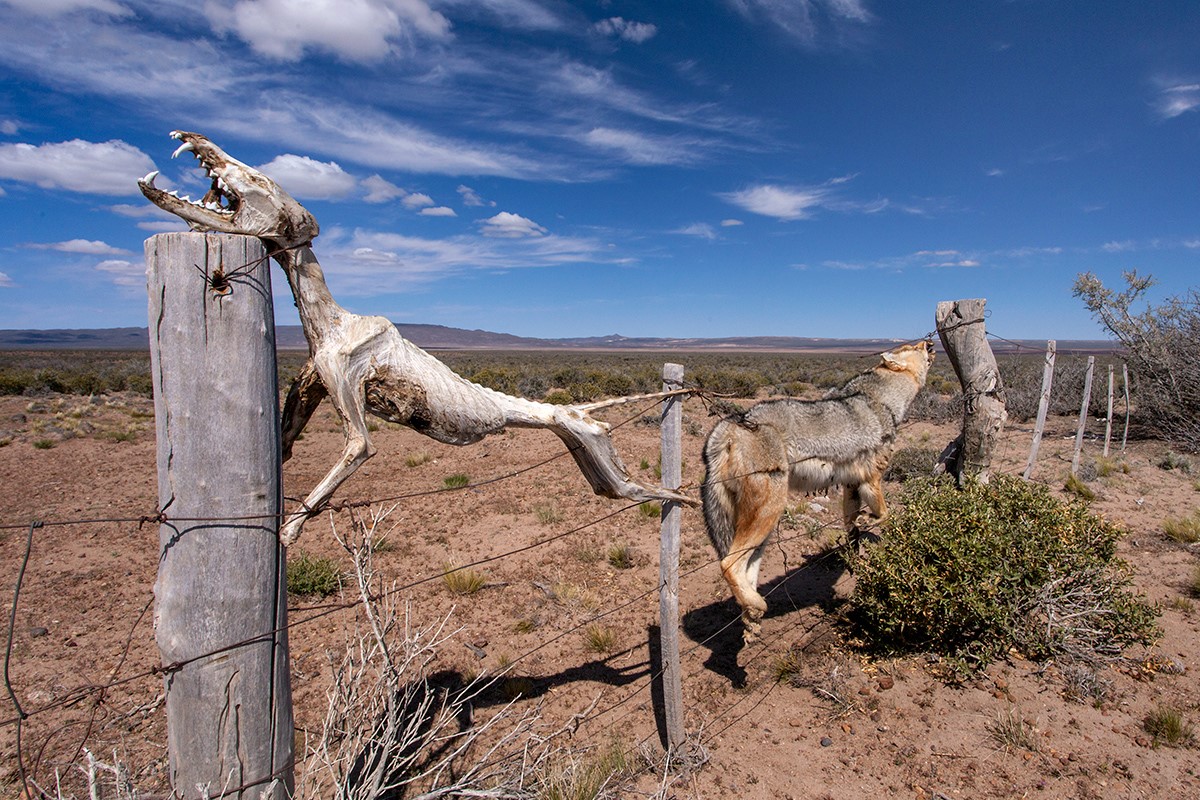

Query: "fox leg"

xmin=280 ymin=374 xmax=376 ymax=545
xmin=720 ymin=470 xmax=787 ymax=643
xmin=858 ymin=471 xmax=888 ymax=525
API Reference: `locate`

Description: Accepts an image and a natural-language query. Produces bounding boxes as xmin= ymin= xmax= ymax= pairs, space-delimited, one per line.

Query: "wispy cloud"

xmin=256 ymin=154 xmax=358 ymax=199
xmin=720 ymin=218 xmax=743 ymax=227
xmin=715 ymin=179 xmax=849 ymax=220
xmin=0 ymin=271 xmax=13 ymax=288
xmin=29 ymin=239 xmax=131 ymax=255
xmin=203 ymin=0 xmax=451 ymax=62
xmin=403 ymin=192 xmax=435 ymax=209
xmin=420 ymin=206 xmax=457 ymax=217
xmin=582 ymin=127 xmax=704 ymax=166
xmin=672 ymin=223 xmax=717 ymax=240
xmin=1152 ymin=78 xmax=1200 ymax=119
xmin=457 ymin=184 xmax=492 ymax=207
xmin=593 ymin=17 xmax=657 ymax=43
xmin=0 ymin=139 xmax=155 ymax=195
xmin=724 ymin=0 xmax=873 ymax=47
xmin=1102 ymin=240 xmax=1136 ymax=253
xmin=6 ymin=0 xmax=131 ymax=16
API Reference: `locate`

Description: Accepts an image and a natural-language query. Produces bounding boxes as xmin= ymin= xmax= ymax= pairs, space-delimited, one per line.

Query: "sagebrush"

xmin=849 ymin=476 xmax=1158 ymax=672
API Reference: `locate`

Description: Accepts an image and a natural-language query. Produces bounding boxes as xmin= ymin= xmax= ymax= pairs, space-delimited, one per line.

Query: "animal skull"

xmin=139 ymin=131 xmax=318 ymax=249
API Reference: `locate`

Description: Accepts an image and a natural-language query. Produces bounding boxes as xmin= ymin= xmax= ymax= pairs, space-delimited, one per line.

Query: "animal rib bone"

xmin=140 ymin=131 xmax=691 ymax=544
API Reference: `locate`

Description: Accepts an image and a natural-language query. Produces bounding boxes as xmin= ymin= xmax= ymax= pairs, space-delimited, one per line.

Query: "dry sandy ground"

xmin=0 ymin=390 xmax=1198 ymax=799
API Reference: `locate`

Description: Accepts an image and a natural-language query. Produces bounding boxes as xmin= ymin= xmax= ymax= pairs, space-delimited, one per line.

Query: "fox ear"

xmin=880 ymin=352 xmax=903 ymax=370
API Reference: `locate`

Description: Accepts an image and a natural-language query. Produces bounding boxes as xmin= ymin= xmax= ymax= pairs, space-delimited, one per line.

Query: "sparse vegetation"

xmin=443 ymin=473 xmax=470 ymax=489
xmin=988 ymin=708 xmax=1040 ymax=753
xmin=286 ymin=551 xmax=342 ymax=597
xmin=638 ymin=502 xmax=661 ymax=519
xmin=850 ymin=476 xmax=1159 ymax=673
xmin=606 ymin=543 xmax=634 ymax=569
xmin=1163 ymin=509 xmax=1200 ymax=544
xmin=1064 ymin=472 xmax=1097 ymax=501
xmin=583 ymin=624 xmax=617 ymax=654
xmin=441 ymin=563 xmax=487 ymax=595
xmin=32 ymin=438 xmax=56 ymax=449
xmin=534 ymin=502 xmax=563 ymax=524
xmin=405 ymin=451 xmax=432 ymax=467
xmin=1159 ymin=451 xmax=1194 ymax=474
xmin=1143 ymin=706 xmax=1195 ymax=747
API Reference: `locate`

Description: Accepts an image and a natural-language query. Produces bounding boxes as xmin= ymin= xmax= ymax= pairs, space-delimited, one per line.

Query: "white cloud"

xmin=362 ymin=174 xmax=406 ymax=203
xmin=925 ymin=259 xmax=980 ymax=268
xmin=108 ymin=202 xmax=179 ymax=219
xmin=0 ymin=139 xmax=155 ymax=195
xmin=1184 ymin=239 xmax=1200 ymax=249
xmin=1153 ymin=80 xmax=1200 ymax=119
xmin=457 ymin=184 xmax=490 ymax=207
xmin=720 ymin=218 xmax=743 ymax=227
xmin=985 ymin=167 xmax=1004 ymax=177
xmin=402 ymin=192 xmax=435 ymax=209
xmin=4 ymin=0 xmax=131 ymax=16
xmin=0 ymin=120 xmax=19 ymax=135
xmin=138 ymin=220 xmax=190 ymax=233
xmin=95 ymin=258 xmax=144 ymax=287
xmin=30 ymin=239 xmax=131 ymax=255
xmin=726 ymin=0 xmax=873 ymax=46
xmin=480 ymin=211 xmax=546 ymax=238
xmin=1102 ymin=240 xmax=1136 ymax=253
xmin=673 ymin=223 xmax=717 ymax=240
xmin=0 ymin=271 xmax=13 ymax=288
xmin=256 ymin=154 xmax=358 ymax=199
xmin=419 ymin=206 xmax=457 ymax=217
xmin=594 ymin=17 xmax=658 ymax=43
xmin=720 ymin=183 xmax=833 ymax=221
xmin=203 ymin=0 xmax=451 ymax=62
xmin=582 ymin=127 xmax=700 ymax=166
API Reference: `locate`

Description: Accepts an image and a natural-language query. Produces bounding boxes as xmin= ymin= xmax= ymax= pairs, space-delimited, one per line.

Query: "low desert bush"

xmin=287 ymin=551 xmax=342 ymax=597
xmin=583 ymin=624 xmax=617 ymax=654
xmin=606 ymin=543 xmax=634 ymax=569
xmin=883 ymin=446 xmax=940 ymax=483
xmin=849 ymin=476 xmax=1158 ymax=673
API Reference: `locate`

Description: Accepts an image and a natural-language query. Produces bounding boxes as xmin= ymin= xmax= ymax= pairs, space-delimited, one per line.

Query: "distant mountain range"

xmin=0 ymin=324 xmax=1116 ymax=354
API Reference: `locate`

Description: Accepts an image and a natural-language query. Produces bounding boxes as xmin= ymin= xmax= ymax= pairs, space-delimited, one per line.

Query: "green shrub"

xmin=287 ymin=551 xmax=342 ymax=597
xmin=442 ymin=564 xmax=487 ymax=595
xmin=32 ymin=438 xmax=56 ymax=450
xmin=849 ymin=476 xmax=1158 ymax=672
xmin=1143 ymin=706 xmax=1195 ymax=747
xmin=543 ymin=389 xmax=573 ymax=405
xmin=883 ymin=446 xmax=939 ymax=483
xmin=443 ymin=473 xmax=470 ymax=489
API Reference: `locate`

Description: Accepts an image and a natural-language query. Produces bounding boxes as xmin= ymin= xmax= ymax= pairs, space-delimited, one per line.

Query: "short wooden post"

xmin=1023 ymin=340 xmax=1056 ymax=480
xmin=1103 ymin=364 xmax=1115 ymax=457
xmin=1071 ymin=356 xmax=1096 ymax=476
xmin=146 ymin=233 xmax=293 ymax=798
xmin=657 ymin=363 xmax=686 ymax=752
xmin=935 ymin=299 xmax=1008 ymax=484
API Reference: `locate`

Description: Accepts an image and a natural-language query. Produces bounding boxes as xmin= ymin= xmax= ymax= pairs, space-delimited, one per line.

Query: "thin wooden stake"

xmin=1071 ymin=356 xmax=1096 ymax=475
xmin=1103 ymin=364 xmax=1114 ymax=457
xmin=1121 ymin=364 xmax=1130 ymax=453
xmin=1023 ymin=340 xmax=1056 ymax=480
xmin=147 ymin=232 xmax=293 ymax=798
xmin=657 ymin=363 xmax=686 ymax=752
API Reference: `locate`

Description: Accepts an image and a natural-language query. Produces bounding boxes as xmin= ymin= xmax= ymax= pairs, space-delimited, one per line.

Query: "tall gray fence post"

xmin=658 ymin=363 xmax=686 ymax=752
xmin=1071 ymin=356 xmax=1096 ymax=476
xmin=1023 ymin=340 xmax=1056 ymax=480
xmin=1103 ymin=364 xmax=1115 ymax=458
xmin=146 ymin=232 xmax=293 ymax=798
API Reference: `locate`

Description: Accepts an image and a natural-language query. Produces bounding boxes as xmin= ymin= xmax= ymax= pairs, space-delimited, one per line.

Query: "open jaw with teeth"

xmin=138 ymin=130 xmax=317 ymax=246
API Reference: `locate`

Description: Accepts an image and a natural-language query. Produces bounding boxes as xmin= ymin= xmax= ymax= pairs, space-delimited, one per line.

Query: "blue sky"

xmin=0 ymin=1 xmax=1197 ymax=340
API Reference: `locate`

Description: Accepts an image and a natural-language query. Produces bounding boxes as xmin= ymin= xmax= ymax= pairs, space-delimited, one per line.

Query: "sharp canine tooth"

xmin=172 ymin=142 xmax=195 ymax=159
xmin=141 ymin=170 xmax=159 ymax=186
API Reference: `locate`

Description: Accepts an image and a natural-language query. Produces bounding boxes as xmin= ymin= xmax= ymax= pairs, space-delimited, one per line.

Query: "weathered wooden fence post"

xmin=1103 ymin=364 xmax=1115 ymax=458
xmin=657 ymin=363 xmax=686 ymax=752
xmin=1071 ymin=356 xmax=1096 ymax=475
xmin=935 ymin=299 xmax=1007 ymax=484
xmin=146 ymin=232 xmax=293 ymax=798
xmin=1023 ymin=340 xmax=1056 ymax=480
xmin=1121 ymin=364 xmax=1131 ymax=453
